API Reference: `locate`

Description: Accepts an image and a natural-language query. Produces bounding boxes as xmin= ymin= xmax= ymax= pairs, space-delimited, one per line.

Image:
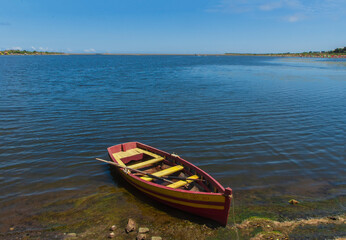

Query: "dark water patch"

xmin=289 ymin=223 xmax=346 ymax=239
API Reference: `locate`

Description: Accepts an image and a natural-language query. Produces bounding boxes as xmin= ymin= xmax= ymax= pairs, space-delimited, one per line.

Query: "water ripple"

xmin=0 ymin=55 xmax=345 ymax=202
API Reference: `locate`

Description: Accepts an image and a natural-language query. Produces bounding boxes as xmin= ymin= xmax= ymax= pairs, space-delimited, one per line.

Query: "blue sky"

xmin=0 ymin=0 xmax=345 ymax=53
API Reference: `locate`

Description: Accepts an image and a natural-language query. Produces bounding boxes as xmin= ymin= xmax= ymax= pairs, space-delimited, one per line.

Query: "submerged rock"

xmin=126 ymin=218 xmax=136 ymax=233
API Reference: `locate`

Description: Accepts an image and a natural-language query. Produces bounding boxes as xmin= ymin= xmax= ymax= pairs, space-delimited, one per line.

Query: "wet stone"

xmin=110 ymin=225 xmax=117 ymax=231
xmin=64 ymin=233 xmax=77 ymax=239
xmin=137 ymin=233 xmax=147 ymax=240
xmin=138 ymin=227 xmax=150 ymax=233
xmin=289 ymin=199 xmax=299 ymax=205
xmin=151 ymin=237 xmax=162 ymax=240
xmin=108 ymin=232 xmax=115 ymax=238
xmin=125 ymin=218 xmax=136 ymax=233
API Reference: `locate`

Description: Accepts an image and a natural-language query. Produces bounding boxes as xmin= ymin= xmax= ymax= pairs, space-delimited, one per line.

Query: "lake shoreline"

xmin=1 ymin=53 xmax=345 ymax=58
xmin=0 ymin=186 xmax=344 ymax=239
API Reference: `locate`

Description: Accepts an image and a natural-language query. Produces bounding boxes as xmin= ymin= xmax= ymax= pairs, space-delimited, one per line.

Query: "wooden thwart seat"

xmin=113 ymin=148 xmax=162 ymax=168
xmin=141 ymin=165 xmax=184 ymax=182
xmin=129 ymin=157 xmax=164 ymax=169
xmin=134 ymin=148 xmax=161 ymax=159
xmin=166 ymin=175 xmax=199 ymax=189
xmin=115 ymin=149 xmax=141 ymax=158
xmin=112 ymin=153 xmax=126 ymax=167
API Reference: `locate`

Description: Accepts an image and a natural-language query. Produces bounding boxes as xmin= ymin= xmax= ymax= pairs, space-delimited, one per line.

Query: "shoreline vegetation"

xmin=0 ymin=49 xmax=63 ymax=55
xmin=225 ymin=47 xmax=346 ymax=58
xmin=1 ymin=47 xmax=345 ymax=58
xmin=1 ymin=186 xmax=345 ymax=239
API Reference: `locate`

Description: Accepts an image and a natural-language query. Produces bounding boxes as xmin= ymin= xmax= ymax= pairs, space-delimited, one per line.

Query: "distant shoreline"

xmin=1 ymin=51 xmax=345 ymax=58
xmin=70 ymin=53 xmax=346 ymax=58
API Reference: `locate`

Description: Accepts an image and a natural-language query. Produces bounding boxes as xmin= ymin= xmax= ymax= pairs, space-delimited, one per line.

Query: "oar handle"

xmin=96 ymin=158 xmax=122 ymax=167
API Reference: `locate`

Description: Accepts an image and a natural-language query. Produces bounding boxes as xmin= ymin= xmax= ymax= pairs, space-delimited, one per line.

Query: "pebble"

xmin=138 ymin=227 xmax=150 ymax=233
xmin=108 ymin=232 xmax=115 ymax=238
xmin=64 ymin=233 xmax=77 ymax=239
xmin=110 ymin=225 xmax=117 ymax=231
xmin=125 ymin=218 xmax=136 ymax=233
xmin=137 ymin=233 xmax=147 ymax=240
xmin=288 ymin=199 xmax=299 ymax=205
xmin=151 ymin=237 xmax=162 ymax=240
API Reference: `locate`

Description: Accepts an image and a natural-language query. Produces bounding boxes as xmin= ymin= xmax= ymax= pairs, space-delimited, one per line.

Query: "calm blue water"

xmin=0 ymin=55 xmax=345 ymax=208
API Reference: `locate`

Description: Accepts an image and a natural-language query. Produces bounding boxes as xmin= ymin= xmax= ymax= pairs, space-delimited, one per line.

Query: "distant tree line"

xmin=225 ymin=47 xmax=346 ymax=56
xmin=0 ymin=49 xmax=63 ymax=55
xmin=328 ymin=47 xmax=346 ymax=54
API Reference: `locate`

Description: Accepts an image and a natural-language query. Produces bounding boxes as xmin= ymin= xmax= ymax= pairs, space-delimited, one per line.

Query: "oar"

xmin=96 ymin=158 xmax=174 ymax=184
xmin=96 ymin=158 xmax=205 ymax=183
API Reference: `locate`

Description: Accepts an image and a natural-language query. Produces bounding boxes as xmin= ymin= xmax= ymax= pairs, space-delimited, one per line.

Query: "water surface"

xmin=0 ymin=55 xmax=345 ymax=223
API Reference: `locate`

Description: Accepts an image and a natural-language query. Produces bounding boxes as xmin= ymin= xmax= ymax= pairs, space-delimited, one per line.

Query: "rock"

xmin=108 ymin=232 xmax=115 ymax=238
xmin=288 ymin=199 xmax=299 ymax=205
xmin=138 ymin=227 xmax=149 ymax=233
xmin=110 ymin=225 xmax=117 ymax=231
xmin=137 ymin=233 xmax=146 ymax=240
xmin=328 ymin=216 xmax=337 ymax=220
xmin=66 ymin=233 xmax=76 ymax=237
xmin=125 ymin=218 xmax=136 ymax=233
xmin=64 ymin=233 xmax=77 ymax=239
xmin=151 ymin=237 xmax=162 ymax=240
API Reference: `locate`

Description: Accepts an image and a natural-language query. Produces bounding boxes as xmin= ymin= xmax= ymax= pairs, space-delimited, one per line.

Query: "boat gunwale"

xmin=107 ymin=141 xmax=228 ymax=197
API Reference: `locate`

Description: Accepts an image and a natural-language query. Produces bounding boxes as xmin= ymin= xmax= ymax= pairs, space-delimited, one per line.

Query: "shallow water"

xmin=0 ymin=55 xmax=345 ymax=224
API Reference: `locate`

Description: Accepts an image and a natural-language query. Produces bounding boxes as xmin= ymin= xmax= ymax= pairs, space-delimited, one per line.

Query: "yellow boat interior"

xmin=112 ymin=147 xmax=217 ymax=192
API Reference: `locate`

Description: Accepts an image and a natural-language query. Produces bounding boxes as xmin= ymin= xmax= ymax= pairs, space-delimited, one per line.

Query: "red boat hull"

xmin=108 ymin=142 xmax=232 ymax=226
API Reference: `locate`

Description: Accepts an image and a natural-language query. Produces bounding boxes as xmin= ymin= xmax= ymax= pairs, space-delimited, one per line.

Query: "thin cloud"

xmin=208 ymin=0 xmax=301 ymax=13
xmin=30 ymin=46 xmax=54 ymax=52
xmin=84 ymin=48 xmax=96 ymax=53
xmin=259 ymin=2 xmax=283 ymax=11
xmin=207 ymin=0 xmax=257 ymax=13
xmin=287 ymin=15 xmax=299 ymax=22
xmin=208 ymin=0 xmax=345 ymax=21
xmin=12 ymin=46 xmax=22 ymax=50
xmin=285 ymin=14 xmax=305 ymax=22
xmin=38 ymin=47 xmax=49 ymax=51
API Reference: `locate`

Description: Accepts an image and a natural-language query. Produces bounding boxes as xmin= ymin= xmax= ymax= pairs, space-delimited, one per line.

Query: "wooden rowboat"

xmin=107 ymin=142 xmax=232 ymax=226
